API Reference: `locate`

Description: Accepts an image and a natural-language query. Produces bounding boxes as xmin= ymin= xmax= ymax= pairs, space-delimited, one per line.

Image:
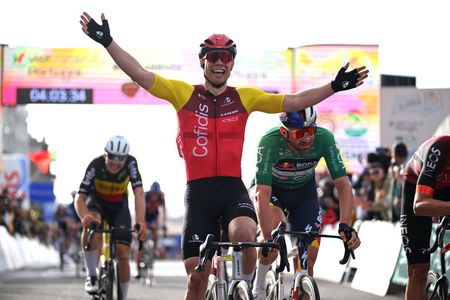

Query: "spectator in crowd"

xmin=353 ymin=150 xmax=391 ymax=221
xmin=13 ymin=206 xmax=33 ymax=238
xmin=368 ymin=162 xmax=391 ymax=220
xmin=0 ymin=206 xmax=8 ymax=229
xmin=353 ymin=166 xmax=372 ymax=220
xmin=0 ymin=187 xmax=49 ymax=243
xmin=387 ymin=142 xmax=408 ymax=222
xmin=318 ymin=175 xmax=340 ymax=225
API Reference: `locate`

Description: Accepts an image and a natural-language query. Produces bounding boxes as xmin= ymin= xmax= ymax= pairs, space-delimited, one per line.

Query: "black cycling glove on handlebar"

xmin=331 ymin=66 xmax=359 ymax=92
xmin=338 ymin=223 xmax=357 ymax=241
xmin=87 ymin=18 xmax=113 ymax=48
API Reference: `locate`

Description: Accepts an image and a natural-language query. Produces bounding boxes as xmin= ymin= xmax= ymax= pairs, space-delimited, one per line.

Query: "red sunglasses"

xmin=205 ymin=51 xmax=234 ymax=64
xmin=287 ymin=126 xmax=317 ymax=139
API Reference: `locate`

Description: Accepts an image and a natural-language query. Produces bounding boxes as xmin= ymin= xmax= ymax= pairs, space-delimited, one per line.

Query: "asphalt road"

xmin=0 ymin=259 xmax=405 ymax=300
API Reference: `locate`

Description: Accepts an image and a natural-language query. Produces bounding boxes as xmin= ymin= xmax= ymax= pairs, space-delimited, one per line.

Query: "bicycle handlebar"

xmin=195 ymin=222 xmax=290 ymax=273
xmin=280 ymin=222 xmax=354 ymax=265
xmin=425 ymin=216 xmax=450 ymax=255
xmin=84 ymin=223 xmax=143 ymax=251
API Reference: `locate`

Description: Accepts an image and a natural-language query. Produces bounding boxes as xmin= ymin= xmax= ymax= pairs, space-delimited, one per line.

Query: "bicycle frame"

xmin=138 ymin=229 xmax=156 ymax=286
xmin=265 ymin=223 xmax=353 ymax=299
xmin=101 ymin=221 xmax=112 ymax=265
xmin=207 ymin=249 xmax=231 ymax=299
xmin=85 ymin=221 xmax=140 ymax=300
xmin=196 ymin=223 xmax=289 ymax=300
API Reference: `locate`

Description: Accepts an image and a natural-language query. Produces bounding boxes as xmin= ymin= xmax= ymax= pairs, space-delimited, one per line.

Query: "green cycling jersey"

xmin=255 ymin=126 xmax=347 ymax=189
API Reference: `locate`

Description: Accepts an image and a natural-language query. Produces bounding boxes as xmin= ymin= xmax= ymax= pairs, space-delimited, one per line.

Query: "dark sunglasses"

xmin=106 ymin=152 xmax=128 ymax=162
xmin=370 ymin=169 xmax=381 ymax=175
xmin=205 ymin=51 xmax=234 ymax=64
xmin=287 ymin=126 xmax=317 ymax=139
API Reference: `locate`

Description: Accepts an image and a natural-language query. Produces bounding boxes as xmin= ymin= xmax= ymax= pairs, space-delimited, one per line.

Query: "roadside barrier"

xmin=1 ymin=220 xmax=442 ymax=296
xmin=315 ymin=220 xmax=405 ymax=296
xmin=0 ymin=226 xmax=58 ymax=272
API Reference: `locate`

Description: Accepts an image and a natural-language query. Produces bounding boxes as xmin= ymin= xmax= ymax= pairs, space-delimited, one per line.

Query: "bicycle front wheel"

xmin=426 ymin=271 xmax=448 ymax=300
xmin=142 ymin=241 xmax=155 ymax=286
xmin=292 ymin=274 xmax=320 ymax=300
xmin=230 ymin=280 xmax=252 ymax=300
xmin=116 ymin=260 xmax=121 ymax=299
xmin=206 ymin=274 xmax=218 ymax=300
xmin=105 ymin=260 xmax=114 ymax=300
xmin=105 ymin=260 xmax=121 ymax=300
xmin=265 ymin=269 xmax=279 ymax=300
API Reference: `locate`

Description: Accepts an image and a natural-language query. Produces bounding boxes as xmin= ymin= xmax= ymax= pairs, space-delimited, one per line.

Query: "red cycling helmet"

xmin=198 ymin=34 xmax=237 ymax=60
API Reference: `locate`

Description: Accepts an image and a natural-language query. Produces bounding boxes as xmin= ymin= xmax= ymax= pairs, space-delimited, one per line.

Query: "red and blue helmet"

xmin=279 ymin=107 xmax=317 ymax=128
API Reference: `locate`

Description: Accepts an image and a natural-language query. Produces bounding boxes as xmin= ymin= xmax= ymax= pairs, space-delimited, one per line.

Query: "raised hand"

xmin=80 ymin=12 xmax=113 ymax=48
xmin=331 ymin=62 xmax=369 ymax=92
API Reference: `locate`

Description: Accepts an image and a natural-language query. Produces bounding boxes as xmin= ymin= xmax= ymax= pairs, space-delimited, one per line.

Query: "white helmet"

xmin=105 ymin=135 xmax=130 ymax=156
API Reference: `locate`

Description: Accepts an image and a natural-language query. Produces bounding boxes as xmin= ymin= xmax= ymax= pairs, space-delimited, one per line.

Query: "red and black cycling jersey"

xmin=148 ymin=75 xmax=284 ymax=181
xmin=403 ymin=135 xmax=450 ymax=198
xmin=78 ymin=155 xmax=143 ymax=203
xmin=145 ymin=191 xmax=165 ymax=216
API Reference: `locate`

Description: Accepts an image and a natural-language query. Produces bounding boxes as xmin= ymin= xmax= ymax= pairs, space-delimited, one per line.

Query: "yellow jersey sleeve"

xmin=237 ymin=87 xmax=285 ymax=113
xmin=147 ymin=74 xmax=195 ymax=112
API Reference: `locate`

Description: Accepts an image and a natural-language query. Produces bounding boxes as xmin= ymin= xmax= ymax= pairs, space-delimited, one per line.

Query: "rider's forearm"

xmin=282 ymin=83 xmax=334 ymax=112
xmin=414 ymin=197 xmax=450 ymax=216
xmin=75 ymin=195 xmax=89 ymax=220
xmin=133 ymin=186 xmax=146 ymax=224
xmin=106 ymin=41 xmax=155 ymax=90
xmin=334 ymin=177 xmax=354 ymax=225
xmin=255 ymin=185 xmax=273 ymax=241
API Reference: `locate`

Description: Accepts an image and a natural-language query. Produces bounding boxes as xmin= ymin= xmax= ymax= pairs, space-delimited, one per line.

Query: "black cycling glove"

xmin=87 ymin=18 xmax=113 ymax=48
xmin=331 ymin=66 xmax=359 ymax=92
xmin=338 ymin=223 xmax=358 ymax=241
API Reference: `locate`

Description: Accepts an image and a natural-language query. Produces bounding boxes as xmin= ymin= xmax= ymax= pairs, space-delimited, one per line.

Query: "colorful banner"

xmin=292 ymin=45 xmax=380 ymax=173
xmin=1 ymin=154 xmax=30 ymax=207
xmin=1 ymin=47 xmax=292 ymax=105
xmin=0 ymin=45 xmax=3 ymax=159
xmin=0 ymin=45 xmax=2 ymax=107
xmin=1 ymin=45 xmax=379 ymax=172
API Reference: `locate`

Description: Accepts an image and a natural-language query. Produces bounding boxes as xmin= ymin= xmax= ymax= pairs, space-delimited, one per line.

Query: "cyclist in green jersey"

xmin=251 ymin=107 xmax=360 ymax=299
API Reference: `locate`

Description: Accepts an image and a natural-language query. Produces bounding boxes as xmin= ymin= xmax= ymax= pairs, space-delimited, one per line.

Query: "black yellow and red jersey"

xmin=78 ymin=155 xmax=143 ymax=203
xmin=148 ymin=74 xmax=285 ymax=181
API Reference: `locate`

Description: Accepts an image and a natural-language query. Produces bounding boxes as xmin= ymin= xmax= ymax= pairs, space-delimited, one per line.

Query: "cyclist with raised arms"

xmin=400 ymin=135 xmax=450 ymax=300
xmin=75 ymin=135 xmax=147 ymax=300
xmin=251 ymin=107 xmax=360 ymax=299
xmin=79 ymin=12 xmax=369 ymax=300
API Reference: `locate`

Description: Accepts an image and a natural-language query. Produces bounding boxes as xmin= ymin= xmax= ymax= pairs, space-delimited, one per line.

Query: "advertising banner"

xmin=29 ymin=182 xmax=55 ymax=223
xmin=292 ymin=45 xmax=380 ymax=173
xmin=2 ymin=47 xmax=291 ymax=105
xmin=0 ymin=154 xmax=30 ymax=207
xmin=1 ymin=45 xmax=379 ymax=173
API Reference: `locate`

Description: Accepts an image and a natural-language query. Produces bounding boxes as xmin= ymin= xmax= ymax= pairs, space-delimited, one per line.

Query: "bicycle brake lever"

xmin=339 ymin=241 xmax=355 ymax=265
xmin=195 ymin=234 xmax=215 ymax=272
xmin=275 ymin=236 xmax=290 ymax=273
xmin=84 ymin=227 xmax=95 ymax=251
